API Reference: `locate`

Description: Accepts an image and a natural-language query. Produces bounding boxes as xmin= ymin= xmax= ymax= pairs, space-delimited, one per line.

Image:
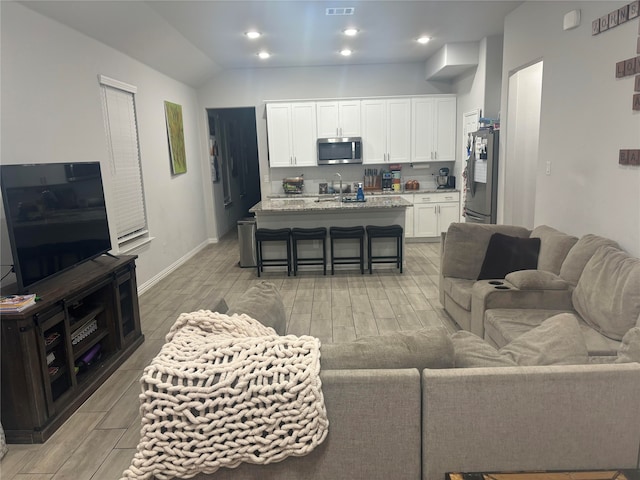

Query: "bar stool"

xmin=255 ymin=227 xmax=292 ymax=277
xmin=366 ymin=224 xmax=403 ymax=274
xmin=291 ymin=227 xmax=327 ymax=276
xmin=329 ymin=226 xmax=365 ymax=275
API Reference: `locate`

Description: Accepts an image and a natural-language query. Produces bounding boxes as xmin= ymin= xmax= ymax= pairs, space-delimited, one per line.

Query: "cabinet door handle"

xmin=434 ymin=151 xmax=438 ymax=160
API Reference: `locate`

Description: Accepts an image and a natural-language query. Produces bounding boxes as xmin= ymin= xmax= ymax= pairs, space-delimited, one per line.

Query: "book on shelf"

xmin=0 ymin=293 xmax=37 ymax=312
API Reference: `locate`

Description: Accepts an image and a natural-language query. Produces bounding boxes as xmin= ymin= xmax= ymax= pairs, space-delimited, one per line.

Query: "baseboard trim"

xmin=137 ymin=237 xmax=219 ymax=295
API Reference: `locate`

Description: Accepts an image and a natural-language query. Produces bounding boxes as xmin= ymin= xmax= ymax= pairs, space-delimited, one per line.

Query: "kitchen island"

xmin=249 ymin=195 xmax=411 ymax=272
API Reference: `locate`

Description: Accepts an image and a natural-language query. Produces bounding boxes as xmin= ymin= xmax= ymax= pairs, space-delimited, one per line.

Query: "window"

xmin=98 ymin=75 xmax=149 ymax=250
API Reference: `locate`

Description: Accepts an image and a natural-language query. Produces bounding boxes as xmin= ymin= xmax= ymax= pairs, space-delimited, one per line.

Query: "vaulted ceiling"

xmin=20 ymin=1 xmax=523 ymax=87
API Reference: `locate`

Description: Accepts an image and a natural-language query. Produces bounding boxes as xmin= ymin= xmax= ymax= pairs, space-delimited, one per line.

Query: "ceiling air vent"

xmin=326 ymin=7 xmax=355 ymax=16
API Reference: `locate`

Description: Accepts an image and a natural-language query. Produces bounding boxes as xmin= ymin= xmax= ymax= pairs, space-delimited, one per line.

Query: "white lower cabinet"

xmin=413 ymin=191 xmax=460 ymax=237
xmin=401 ymin=194 xmax=414 ymax=238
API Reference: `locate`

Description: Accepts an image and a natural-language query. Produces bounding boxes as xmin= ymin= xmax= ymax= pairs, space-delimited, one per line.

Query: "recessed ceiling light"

xmin=417 ymin=36 xmax=431 ymax=44
xmin=245 ymin=31 xmax=261 ymax=39
xmin=343 ymin=28 xmax=359 ymax=36
xmin=257 ymin=51 xmax=271 ymax=59
xmin=340 ymin=49 xmax=352 ymax=56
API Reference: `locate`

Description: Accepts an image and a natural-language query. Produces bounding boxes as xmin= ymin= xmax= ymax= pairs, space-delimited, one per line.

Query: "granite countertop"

xmin=268 ymin=188 xmax=458 ymax=199
xmin=250 ymin=195 xmax=412 ymax=214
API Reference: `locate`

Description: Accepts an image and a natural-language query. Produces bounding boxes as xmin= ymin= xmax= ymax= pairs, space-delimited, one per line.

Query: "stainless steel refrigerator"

xmin=464 ymin=128 xmax=499 ymax=224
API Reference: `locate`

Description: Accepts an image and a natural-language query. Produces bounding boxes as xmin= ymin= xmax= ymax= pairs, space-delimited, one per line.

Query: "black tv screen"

xmin=1 ymin=162 xmax=112 ymax=293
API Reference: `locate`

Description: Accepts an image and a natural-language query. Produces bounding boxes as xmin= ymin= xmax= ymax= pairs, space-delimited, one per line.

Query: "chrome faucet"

xmin=334 ymin=172 xmax=342 ymax=203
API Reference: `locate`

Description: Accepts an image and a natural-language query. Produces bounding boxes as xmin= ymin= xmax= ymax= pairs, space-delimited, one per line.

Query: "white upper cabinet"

xmin=411 ymin=96 xmax=456 ymax=162
xmin=361 ymin=98 xmax=411 ymax=164
xmin=267 ymin=102 xmax=317 ymax=167
xmin=316 ymin=100 xmax=361 ymax=138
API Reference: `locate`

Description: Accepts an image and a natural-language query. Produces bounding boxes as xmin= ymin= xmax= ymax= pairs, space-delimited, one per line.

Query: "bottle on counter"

xmin=356 ymin=182 xmax=365 ymax=201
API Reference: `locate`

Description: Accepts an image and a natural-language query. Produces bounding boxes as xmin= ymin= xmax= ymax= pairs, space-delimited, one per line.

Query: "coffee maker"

xmin=381 ymin=172 xmax=393 ymax=192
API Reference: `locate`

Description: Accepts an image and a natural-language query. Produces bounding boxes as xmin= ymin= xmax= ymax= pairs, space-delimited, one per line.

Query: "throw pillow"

xmin=499 ymin=313 xmax=589 ymax=366
xmin=320 ymin=327 xmax=454 ymax=370
xmin=477 ymin=233 xmax=541 ymax=280
xmin=226 ymin=281 xmax=287 ymax=335
xmin=451 ymin=330 xmax=517 ymax=368
xmin=505 ymin=270 xmax=568 ymax=290
xmin=615 ymin=327 xmax=640 ymax=363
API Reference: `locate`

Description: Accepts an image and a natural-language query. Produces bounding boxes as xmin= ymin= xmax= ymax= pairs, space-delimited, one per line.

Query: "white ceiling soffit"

xmin=18 ymin=1 xmax=522 ymax=88
xmin=425 ymin=41 xmax=480 ymax=81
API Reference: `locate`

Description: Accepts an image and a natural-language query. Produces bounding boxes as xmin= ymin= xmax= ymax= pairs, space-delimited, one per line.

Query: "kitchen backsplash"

xmin=269 ymin=162 xmax=456 ymax=195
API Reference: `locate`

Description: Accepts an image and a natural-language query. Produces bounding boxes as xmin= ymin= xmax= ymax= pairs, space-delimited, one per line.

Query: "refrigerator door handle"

xmin=467 ymin=139 xmax=476 ymax=196
xmin=465 ymin=210 xmax=485 ymax=221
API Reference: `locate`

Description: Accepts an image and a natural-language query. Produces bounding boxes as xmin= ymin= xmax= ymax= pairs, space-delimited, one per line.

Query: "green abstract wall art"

xmin=164 ymin=101 xmax=187 ymax=175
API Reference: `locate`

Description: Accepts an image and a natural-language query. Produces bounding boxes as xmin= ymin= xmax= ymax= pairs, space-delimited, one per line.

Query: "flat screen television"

xmin=1 ymin=162 xmax=112 ymax=293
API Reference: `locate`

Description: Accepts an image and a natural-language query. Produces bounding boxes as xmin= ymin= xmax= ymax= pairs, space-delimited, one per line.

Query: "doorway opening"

xmin=503 ymin=60 xmax=543 ymax=228
xmin=206 ymin=107 xmax=260 ymax=237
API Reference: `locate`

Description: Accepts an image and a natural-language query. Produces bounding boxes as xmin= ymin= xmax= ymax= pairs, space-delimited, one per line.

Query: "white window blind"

xmin=99 ymin=75 xmax=148 ymax=246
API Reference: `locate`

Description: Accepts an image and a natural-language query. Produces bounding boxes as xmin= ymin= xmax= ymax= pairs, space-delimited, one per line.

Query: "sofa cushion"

xmin=226 ymin=281 xmax=287 ymax=335
xmin=477 ymin=233 xmax=541 ymax=280
xmin=505 ymin=270 xmax=569 ymax=290
xmin=442 ymin=223 xmax=531 ymax=280
xmin=573 ymin=246 xmax=640 ymax=341
xmin=530 ymin=225 xmax=578 ymax=275
xmin=451 ymin=330 xmax=517 ymax=367
xmin=484 ymin=309 xmax=570 ymax=347
xmin=559 ymin=234 xmax=620 ymax=285
xmin=320 ymin=327 xmax=454 ymax=370
xmin=616 ymin=327 xmax=640 ymax=363
xmin=484 ymin=309 xmax=621 ymax=356
xmin=499 ymin=314 xmax=589 ymax=366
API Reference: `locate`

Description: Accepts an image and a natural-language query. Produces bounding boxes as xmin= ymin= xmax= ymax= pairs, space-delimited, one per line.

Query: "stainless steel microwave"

xmin=317 ymin=137 xmax=362 ymax=165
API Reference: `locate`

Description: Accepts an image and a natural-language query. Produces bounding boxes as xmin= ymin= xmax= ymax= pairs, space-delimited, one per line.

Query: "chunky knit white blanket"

xmin=121 ymin=310 xmax=328 ymax=480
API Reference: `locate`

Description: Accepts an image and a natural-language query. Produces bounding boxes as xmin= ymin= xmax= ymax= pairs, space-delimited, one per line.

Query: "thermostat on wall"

xmin=563 ymin=9 xmax=581 ymax=30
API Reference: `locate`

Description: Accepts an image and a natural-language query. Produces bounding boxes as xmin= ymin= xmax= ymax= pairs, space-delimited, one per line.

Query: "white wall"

xmin=501 ymin=1 xmax=640 ymax=256
xmin=197 ymin=63 xmax=452 ymax=200
xmin=503 ymin=61 xmax=543 ymax=228
xmin=0 ymin=2 xmax=211 ymax=290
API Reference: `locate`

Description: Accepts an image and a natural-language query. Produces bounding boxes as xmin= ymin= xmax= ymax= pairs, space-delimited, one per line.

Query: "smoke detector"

xmin=326 ymin=7 xmax=355 ymax=16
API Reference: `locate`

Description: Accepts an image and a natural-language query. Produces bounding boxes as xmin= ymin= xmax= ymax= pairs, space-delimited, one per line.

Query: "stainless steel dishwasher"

xmin=237 ymin=217 xmax=257 ymax=267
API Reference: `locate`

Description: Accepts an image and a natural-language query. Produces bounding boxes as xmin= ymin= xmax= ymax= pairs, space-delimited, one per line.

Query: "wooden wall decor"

xmin=593 ymin=1 xmax=638 ymax=34
xmin=602 ymin=2 xmax=640 ymax=165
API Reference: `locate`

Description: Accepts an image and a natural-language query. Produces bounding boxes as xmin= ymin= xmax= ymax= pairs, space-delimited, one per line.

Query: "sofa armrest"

xmin=198 ymin=369 xmax=422 ymax=480
xmin=422 ymin=364 xmax=640 ymax=480
xmin=470 ymin=279 xmax=574 ymax=338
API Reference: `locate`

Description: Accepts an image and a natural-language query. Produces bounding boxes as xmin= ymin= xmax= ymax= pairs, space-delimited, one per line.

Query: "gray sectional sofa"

xmin=129 ymin=277 xmax=640 ymax=480
xmin=440 ymin=222 xmax=640 ymax=361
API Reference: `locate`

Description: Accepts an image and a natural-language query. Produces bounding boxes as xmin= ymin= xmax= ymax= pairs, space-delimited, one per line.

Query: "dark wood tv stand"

xmin=1 ymin=255 xmax=144 ymax=443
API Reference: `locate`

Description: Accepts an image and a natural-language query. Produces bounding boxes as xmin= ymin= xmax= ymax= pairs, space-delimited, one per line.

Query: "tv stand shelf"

xmin=0 ymin=255 xmax=144 ymax=443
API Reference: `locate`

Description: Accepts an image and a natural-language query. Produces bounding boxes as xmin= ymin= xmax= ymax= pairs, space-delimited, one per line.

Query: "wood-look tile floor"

xmin=0 ymin=231 xmax=457 ymax=480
